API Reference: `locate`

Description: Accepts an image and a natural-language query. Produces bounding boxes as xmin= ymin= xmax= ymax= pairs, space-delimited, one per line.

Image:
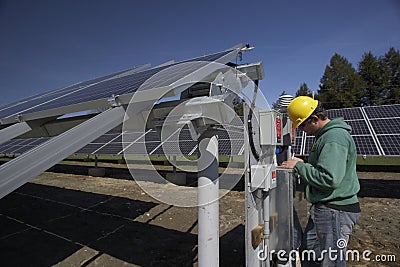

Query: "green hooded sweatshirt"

xmin=294 ymin=118 xmax=360 ymax=205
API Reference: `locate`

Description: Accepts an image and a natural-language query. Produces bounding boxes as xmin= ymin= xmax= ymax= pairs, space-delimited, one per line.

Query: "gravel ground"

xmin=0 ymin=170 xmax=398 ymax=266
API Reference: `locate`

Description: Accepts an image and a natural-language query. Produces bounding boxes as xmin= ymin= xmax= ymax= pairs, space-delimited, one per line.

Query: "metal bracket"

xmin=107 ymin=94 xmax=121 ymax=107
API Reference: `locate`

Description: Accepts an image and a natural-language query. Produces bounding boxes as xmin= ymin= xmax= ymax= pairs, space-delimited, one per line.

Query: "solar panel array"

xmin=292 ymin=104 xmax=400 ymax=156
xmin=0 ymin=126 xmax=245 ymax=157
xmin=0 ymin=105 xmax=398 ymax=157
xmin=0 ymin=137 xmax=50 ymax=155
xmin=1 ymin=105 xmax=399 ymax=158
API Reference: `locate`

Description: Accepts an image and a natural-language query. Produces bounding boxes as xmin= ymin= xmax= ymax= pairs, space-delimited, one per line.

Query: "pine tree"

xmin=358 ymin=52 xmax=384 ymax=106
xmin=318 ymin=53 xmax=363 ymax=109
xmin=295 ymin=83 xmax=313 ymax=97
xmin=382 ymin=47 xmax=400 ymax=104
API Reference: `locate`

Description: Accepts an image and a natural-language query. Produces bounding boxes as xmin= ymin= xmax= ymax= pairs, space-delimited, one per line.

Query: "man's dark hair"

xmin=312 ymin=102 xmax=327 ymax=120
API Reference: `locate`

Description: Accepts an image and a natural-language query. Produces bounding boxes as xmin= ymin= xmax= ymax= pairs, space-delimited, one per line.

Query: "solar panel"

xmin=145 ymin=130 xmax=162 ymax=142
xmin=377 ymin=135 xmax=400 ymax=155
xmin=327 ymin=108 xmax=364 ymax=120
xmin=364 ymin=104 xmax=400 ymax=119
xmin=91 ymin=133 xmax=121 ymax=143
xmin=300 ymin=134 xmax=381 ymax=156
xmin=295 ymin=128 xmax=303 ymax=138
xmin=369 ymin=119 xmax=400 ymax=135
xmin=304 ymin=136 xmax=315 ymax=155
xmin=0 ymin=139 xmax=27 ymax=154
xmin=178 ymin=129 xmax=192 ymax=140
xmin=221 ymin=139 xmax=245 ymax=155
xmin=10 ymin=146 xmax=32 ymax=154
xmin=346 ymin=120 xmax=371 ymax=135
xmin=75 ymin=143 xmax=102 ymax=155
xmin=0 ymin=138 xmax=49 ymax=155
xmin=122 ymin=131 xmax=147 ymax=143
xmin=352 ymin=136 xmax=380 ymax=155
xmin=0 ymin=139 xmax=20 ymax=148
xmin=292 ymin=137 xmax=303 ymax=156
xmin=0 ymin=69 xmax=137 ymax=122
xmin=0 ymin=49 xmax=238 ymax=123
xmin=178 ymin=140 xmax=198 ymax=155
xmin=121 ymin=142 xmax=148 ymax=155
xmin=148 ymin=142 xmax=168 ymax=155
xmin=145 ymin=142 xmax=161 ymax=154
xmin=95 ymin=143 xmax=124 ymax=155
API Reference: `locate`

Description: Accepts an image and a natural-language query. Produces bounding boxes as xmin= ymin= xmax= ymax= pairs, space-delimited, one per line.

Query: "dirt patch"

xmin=0 ymin=171 xmax=398 ymax=266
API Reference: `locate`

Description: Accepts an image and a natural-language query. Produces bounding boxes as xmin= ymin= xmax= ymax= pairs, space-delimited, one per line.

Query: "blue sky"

xmin=0 ymin=0 xmax=399 ymax=107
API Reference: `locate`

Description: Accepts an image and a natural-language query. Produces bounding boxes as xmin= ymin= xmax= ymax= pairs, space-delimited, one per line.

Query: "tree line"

xmin=280 ymin=47 xmax=400 ymax=109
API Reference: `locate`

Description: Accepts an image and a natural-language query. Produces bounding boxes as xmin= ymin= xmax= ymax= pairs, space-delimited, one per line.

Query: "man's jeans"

xmin=300 ymin=203 xmax=360 ymax=267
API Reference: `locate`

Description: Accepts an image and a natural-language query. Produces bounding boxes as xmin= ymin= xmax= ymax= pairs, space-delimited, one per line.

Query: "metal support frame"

xmin=0 ymin=107 xmax=126 ymax=199
xmin=245 ymin=103 xmax=297 ymax=267
xmin=360 ymin=107 xmax=384 ymax=155
xmin=198 ymin=130 xmax=219 ymax=267
xmin=0 ymin=122 xmax=32 ymax=145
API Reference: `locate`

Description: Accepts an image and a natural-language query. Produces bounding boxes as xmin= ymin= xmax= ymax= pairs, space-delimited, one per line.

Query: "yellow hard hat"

xmin=287 ymin=96 xmax=319 ymax=128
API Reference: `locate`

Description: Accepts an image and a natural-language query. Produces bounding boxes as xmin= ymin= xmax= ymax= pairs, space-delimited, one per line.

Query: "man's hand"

xmin=279 ymin=157 xmax=304 ymax=169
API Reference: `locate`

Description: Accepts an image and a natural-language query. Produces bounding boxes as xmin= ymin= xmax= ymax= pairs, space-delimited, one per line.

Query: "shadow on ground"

xmin=359 ymin=179 xmax=400 ymax=198
xmin=0 ymin=183 xmax=244 ymax=266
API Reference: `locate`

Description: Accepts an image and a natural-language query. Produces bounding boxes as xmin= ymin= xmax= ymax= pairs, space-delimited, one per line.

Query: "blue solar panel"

xmin=295 ymin=128 xmax=303 ymax=137
xmin=303 ymin=136 xmax=315 ymax=155
xmin=364 ymin=104 xmax=400 ymax=119
xmin=346 ymin=120 xmax=371 ymax=135
xmin=75 ymin=144 xmax=102 ymax=155
xmin=352 ymin=136 xmax=380 ymax=155
xmin=0 ymin=49 xmax=238 ymax=122
xmin=91 ymin=133 xmax=120 ymax=143
xmin=95 ymin=143 xmax=123 ymax=155
xmin=370 ymin=119 xmax=400 ymax=135
xmin=178 ymin=140 xmax=198 ymax=155
xmin=149 ymin=142 xmax=169 ymax=155
xmin=293 ymin=105 xmax=400 ymax=156
xmin=0 ymin=137 xmax=49 ymax=155
xmin=300 ymin=134 xmax=380 ymax=156
xmin=292 ymin=137 xmax=303 ymax=155
xmin=0 ymin=69 xmax=132 ymax=121
xmin=327 ymin=108 xmax=363 ymax=120
xmin=122 ymin=143 xmax=149 ymax=155
xmin=377 ymin=135 xmax=400 ymax=155
xmin=145 ymin=142 xmax=161 ymax=154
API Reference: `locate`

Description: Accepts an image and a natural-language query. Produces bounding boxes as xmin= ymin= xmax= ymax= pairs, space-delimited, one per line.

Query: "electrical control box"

xmin=250 ymin=164 xmax=277 ymax=191
xmin=259 ymin=110 xmax=283 ymax=146
xmin=281 ymin=114 xmax=294 ymax=146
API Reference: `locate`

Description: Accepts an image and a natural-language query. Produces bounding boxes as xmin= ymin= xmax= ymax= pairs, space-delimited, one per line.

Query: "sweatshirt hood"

xmin=315 ymin=118 xmax=352 ymax=138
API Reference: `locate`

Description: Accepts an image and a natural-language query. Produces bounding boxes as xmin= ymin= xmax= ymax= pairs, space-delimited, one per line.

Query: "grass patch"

xmin=357 ymin=156 xmax=400 ymax=166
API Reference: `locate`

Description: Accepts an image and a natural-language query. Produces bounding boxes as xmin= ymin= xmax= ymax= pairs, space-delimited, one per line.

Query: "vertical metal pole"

xmin=262 ymin=192 xmax=270 ymax=262
xmin=260 ymin=145 xmax=275 ymax=267
xmin=198 ymin=131 xmax=219 ymax=267
xmin=173 ymin=155 xmax=177 ymax=174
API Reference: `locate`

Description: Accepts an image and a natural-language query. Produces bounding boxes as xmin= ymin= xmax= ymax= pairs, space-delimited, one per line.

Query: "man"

xmin=280 ymin=96 xmax=361 ymax=267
